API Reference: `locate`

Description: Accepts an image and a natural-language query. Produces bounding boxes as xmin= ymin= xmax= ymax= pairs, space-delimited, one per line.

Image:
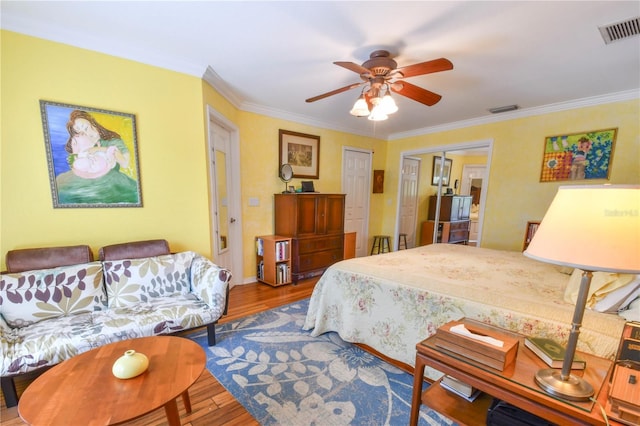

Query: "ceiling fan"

xmin=305 ymin=50 xmax=453 ymax=119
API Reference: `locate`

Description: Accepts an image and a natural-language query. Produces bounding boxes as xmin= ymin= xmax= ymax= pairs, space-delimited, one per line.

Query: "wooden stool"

xmin=398 ymin=233 xmax=408 ymax=250
xmin=371 ymin=235 xmax=391 ymax=255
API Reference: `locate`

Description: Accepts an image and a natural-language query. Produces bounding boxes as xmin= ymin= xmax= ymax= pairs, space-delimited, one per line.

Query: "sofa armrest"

xmin=190 ymin=254 xmax=231 ymax=318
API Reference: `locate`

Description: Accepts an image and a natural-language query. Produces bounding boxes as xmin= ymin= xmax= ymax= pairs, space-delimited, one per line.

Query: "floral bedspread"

xmin=303 ymin=244 xmax=626 ymax=381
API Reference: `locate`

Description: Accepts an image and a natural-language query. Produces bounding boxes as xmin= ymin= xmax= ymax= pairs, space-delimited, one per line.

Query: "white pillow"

xmin=593 ymin=275 xmax=640 ymax=313
xmin=564 ymin=269 xmax=636 ymax=309
xmin=619 ymin=297 xmax=640 ymax=321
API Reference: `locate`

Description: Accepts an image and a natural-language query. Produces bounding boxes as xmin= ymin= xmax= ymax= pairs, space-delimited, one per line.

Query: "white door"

xmin=399 ymin=157 xmax=420 ymax=248
xmin=208 ymin=108 xmax=242 ymax=286
xmin=342 ymin=148 xmax=372 ymax=257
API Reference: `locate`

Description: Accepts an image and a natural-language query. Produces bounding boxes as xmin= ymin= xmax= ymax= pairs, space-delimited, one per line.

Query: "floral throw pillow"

xmin=0 ymin=261 xmax=105 ymax=328
xmin=103 ymin=252 xmax=194 ymax=308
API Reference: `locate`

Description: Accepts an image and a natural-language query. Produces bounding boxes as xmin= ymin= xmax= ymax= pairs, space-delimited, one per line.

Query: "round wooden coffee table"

xmin=18 ymin=335 xmax=205 ymax=425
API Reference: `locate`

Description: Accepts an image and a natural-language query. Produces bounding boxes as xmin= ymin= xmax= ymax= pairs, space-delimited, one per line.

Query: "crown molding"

xmin=239 ymin=102 xmax=376 ymax=138
xmin=388 ymin=89 xmax=640 ymax=140
xmin=205 ymin=64 xmax=638 ymax=141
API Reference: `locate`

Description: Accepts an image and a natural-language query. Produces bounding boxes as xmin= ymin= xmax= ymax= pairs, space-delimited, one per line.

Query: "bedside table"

xmin=410 ymin=331 xmax=618 ymax=426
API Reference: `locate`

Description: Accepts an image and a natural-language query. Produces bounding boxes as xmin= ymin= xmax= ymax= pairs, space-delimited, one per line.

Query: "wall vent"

xmin=599 ymin=17 xmax=640 ymax=44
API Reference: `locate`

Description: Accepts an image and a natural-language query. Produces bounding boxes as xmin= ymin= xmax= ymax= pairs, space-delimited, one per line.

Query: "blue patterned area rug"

xmin=187 ymin=299 xmax=454 ymax=425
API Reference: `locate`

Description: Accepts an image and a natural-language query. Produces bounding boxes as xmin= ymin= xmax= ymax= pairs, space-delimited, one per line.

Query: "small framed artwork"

xmin=539 ymin=128 xmax=617 ymax=182
xmin=40 ymin=100 xmax=142 ymax=208
xmin=373 ymin=170 xmax=384 ymax=193
xmin=279 ymin=129 xmax=320 ymax=179
xmin=431 ymin=156 xmax=452 ymax=186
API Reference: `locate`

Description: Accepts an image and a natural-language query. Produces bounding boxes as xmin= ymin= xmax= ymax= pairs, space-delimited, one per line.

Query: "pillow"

xmin=619 ymin=297 xmax=640 ymax=321
xmin=564 ymin=269 xmax=637 ymax=310
xmin=593 ymin=275 xmax=640 ymax=313
xmin=0 ymin=261 xmax=105 ymax=328
xmin=103 ymin=252 xmax=194 ymax=308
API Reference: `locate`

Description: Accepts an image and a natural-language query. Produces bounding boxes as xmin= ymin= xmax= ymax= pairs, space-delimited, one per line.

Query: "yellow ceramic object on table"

xmin=112 ymin=350 xmax=149 ymax=379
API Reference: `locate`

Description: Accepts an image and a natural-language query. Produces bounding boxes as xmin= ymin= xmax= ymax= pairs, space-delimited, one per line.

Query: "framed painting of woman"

xmin=40 ymin=100 xmax=142 ymax=208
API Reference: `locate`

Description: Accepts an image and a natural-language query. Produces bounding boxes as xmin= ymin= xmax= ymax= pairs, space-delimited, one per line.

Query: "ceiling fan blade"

xmin=334 ymin=61 xmax=372 ymax=77
xmin=305 ymin=82 xmax=364 ymax=103
xmin=395 ymin=58 xmax=453 ymax=78
xmin=391 ymin=81 xmax=442 ymax=106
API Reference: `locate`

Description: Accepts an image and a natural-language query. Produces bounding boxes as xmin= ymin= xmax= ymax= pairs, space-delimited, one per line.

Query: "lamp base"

xmin=534 ymin=368 xmax=594 ymax=401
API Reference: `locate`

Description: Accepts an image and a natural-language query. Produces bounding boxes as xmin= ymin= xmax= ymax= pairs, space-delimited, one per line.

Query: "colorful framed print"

xmin=279 ymin=129 xmax=320 ymax=179
xmin=539 ymin=128 xmax=617 ymax=182
xmin=431 ymin=156 xmax=452 ymax=186
xmin=40 ymin=100 xmax=142 ymax=208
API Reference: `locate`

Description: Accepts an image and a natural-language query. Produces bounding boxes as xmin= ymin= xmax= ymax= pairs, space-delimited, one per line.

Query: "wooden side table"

xmin=18 ymin=336 xmax=205 ymax=426
xmin=410 ymin=330 xmax=618 ymax=426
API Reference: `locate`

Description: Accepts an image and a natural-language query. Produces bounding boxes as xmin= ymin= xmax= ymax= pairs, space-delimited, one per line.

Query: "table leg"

xmin=164 ymin=398 xmax=181 ymax=426
xmin=181 ymin=389 xmax=192 ymax=413
xmin=410 ymin=355 xmax=427 ymax=426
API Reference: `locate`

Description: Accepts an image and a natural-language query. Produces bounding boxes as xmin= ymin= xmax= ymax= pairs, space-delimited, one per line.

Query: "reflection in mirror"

xmin=215 ymin=149 xmax=229 ymax=253
xmin=470 ymin=178 xmax=482 ymax=205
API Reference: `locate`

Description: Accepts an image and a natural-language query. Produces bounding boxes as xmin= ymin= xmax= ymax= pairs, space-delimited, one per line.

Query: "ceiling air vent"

xmin=599 ymin=17 xmax=640 ymax=44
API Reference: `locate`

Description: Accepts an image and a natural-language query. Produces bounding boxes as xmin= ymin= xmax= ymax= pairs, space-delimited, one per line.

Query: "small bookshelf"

xmin=256 ymin=235 xmax=292 ymax=286
xmin=522 ymin=221 xmax=540 ymax=251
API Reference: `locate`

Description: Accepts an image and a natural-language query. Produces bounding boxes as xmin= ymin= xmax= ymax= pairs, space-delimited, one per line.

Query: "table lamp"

xmin=524 ymin=184 xmax=640 ymax=401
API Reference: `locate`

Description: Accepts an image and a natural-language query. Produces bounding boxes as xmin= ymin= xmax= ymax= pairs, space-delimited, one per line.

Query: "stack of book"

xmin=524 ymin=337 xmax=585 ymax=369
xmin=439 ymin=375 xmax=482 ymax=402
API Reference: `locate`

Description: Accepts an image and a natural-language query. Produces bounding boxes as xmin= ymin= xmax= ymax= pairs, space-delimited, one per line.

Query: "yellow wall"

xmin=1 ymin=31 xmax=385 ymax=276
xmin=383 ymin=101 xmax=640 ymax=250
xmin=234 ymin=112 xmax=385 ymax=278
xmin=1 ymin=31 xmax=212 ymax=262
xmin=2 ymin=31 xmax=638 ymax=277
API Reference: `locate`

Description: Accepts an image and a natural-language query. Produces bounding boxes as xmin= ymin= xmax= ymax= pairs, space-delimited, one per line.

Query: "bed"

xmin=302 ymin=244 xmax=628 ymax=381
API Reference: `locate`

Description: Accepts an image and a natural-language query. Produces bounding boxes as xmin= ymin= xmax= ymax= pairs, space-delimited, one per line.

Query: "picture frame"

xmin=40 ymin=100 xmax=142 ymax=208
xmin=373 ymin=170 xmax=384 ymax=193
xmin=279 ymin=129 xmax=320 ymax=179
xmin=431 ymin=156 xmax=452 ymax=186
xmin=539 ymin=128 xmax=617 ymax=182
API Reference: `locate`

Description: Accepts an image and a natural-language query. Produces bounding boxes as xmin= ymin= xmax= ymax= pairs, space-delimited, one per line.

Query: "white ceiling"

xmin=2 ymin=1 xmax=639 ymax=139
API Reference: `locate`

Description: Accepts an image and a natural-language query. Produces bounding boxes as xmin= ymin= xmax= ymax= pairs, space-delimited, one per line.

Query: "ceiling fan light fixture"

xmin=380 ymin=90 xmax=398 ymax=115
xmin=368 ymin=104 xmax=388 ymax=121
xmin=350 ymin=95 xmax=370 ymax=117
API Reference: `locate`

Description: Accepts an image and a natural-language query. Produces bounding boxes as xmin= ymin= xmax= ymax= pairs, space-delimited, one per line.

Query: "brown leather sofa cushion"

xmin=5 ymin=245 xmax=93 ymax=273
xmin=99 ymin=239 xmax=170 ymax=261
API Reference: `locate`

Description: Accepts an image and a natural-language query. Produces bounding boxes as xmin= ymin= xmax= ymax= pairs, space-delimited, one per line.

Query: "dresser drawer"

xmin=449 ymin=221 xmax=469 ymax=231
xmin=297 ymin=235 xmax=343 ymax=254
xmin=298 ymin=249 xmax=343 ymax=272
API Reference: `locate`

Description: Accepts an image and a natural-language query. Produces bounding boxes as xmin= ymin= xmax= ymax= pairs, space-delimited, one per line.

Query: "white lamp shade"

xmin=380 ymin=93 xmax=398 ymax=114
xmin=524 ymin=185 xmax=640 ymax=273
xmin=368 ymin=104 xmax=388 ymax=121
xmin=350 ymin=97 xmax=369 ymax=117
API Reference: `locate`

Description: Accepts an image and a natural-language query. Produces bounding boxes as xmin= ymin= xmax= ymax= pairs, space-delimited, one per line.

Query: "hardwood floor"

xmin=0 ymin=279 xmax=317 ymax=425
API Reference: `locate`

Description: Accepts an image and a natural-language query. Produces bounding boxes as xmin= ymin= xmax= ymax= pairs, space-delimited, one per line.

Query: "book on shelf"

xmin=524 ymin=337 xmax=585 ymax=370
xmin=275 ymin=240 xmax=289 ymax=261
xmin=439 ymin=380 xmax=483 ymax=402
xmin=441 ymin=375 xmax=475 ymax=397
xmin=276 ymin=263 xmax=290 ymax=284
xmin=256 ymin=238 xmax=264 ymax=256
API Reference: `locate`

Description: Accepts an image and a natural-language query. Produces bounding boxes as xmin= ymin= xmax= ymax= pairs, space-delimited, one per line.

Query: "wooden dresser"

xmin=274 ymin=193 xmax=345 ymax=283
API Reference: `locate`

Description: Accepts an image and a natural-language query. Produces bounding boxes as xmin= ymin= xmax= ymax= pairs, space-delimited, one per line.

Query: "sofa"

xmin=0 ymin=239 xmax=231 ymax=407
